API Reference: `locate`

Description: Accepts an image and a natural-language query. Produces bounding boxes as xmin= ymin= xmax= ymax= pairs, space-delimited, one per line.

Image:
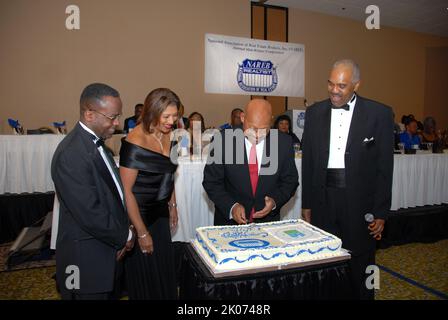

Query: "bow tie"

xmin=91 ymin=134 xmax=105 ymax=148
xmin=331 ymin=104 xmax=350 ymax=111
xmin=95 ymin=139 xmax=105 ymax=148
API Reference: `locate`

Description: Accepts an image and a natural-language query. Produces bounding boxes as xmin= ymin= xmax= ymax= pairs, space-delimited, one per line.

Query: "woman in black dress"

xmin=119 ymin=88 xmax=180 ymax=299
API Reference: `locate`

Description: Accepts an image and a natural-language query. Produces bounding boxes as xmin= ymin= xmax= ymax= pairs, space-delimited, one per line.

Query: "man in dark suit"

xmin=51 ymin=83 xmax=134 ymax=300
xmin=123 ymin=103 xmax=143 ymax=133
xmin=219 ymin=107 xmax=243 ymax=130
xmin=301 ymin=60 xmax=394 ymax=299
xmin=203 ymin=99 xmax=299 ymax=226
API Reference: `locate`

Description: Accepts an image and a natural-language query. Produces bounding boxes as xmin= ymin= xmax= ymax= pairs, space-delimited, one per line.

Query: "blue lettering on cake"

xmin=228 ymin=239 xmax=270 ymax=249
xmin=221 ymin=231 xmax=269 ymax=239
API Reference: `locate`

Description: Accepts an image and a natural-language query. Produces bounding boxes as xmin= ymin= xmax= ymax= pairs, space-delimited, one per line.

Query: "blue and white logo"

xmin=297 ymin=111 xmax=305 ymax=129
xmin=228 ymin=239 xmax=270 ymax=249
xmin=237 ymin=59 xmax=278 ymax=93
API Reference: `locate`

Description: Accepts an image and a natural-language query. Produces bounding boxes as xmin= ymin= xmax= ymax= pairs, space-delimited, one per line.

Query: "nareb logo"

xmin=297 ymin=112 xmax=305 ymax=129
xmin=229 ymin=239 xmax=270 ymax=249
xmin=237 ymin=59 xmax=278 ymax=93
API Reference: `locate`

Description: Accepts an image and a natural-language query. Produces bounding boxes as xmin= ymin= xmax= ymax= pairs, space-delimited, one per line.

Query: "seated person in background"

xmin=420 ymin=116 xmax=445 ymax=152
xmin=420 ymin=116 xmax=439 ymax=143
xmin=186 ymin=112 xmax=208 ymax=155
xmin=220 ymin=108 xmax=243 ymax=130
xmin=175 ymin=103 xmax=188 ymax=129
xmin=393 ymin=113 xmax=402 ymax=149
xmin=187 ymin=112 xmax=205 ymax=132
xmin=124 ymin=103 xmax=143 ymax=133
xmin=401 ymin=114 xmax=423 ymax=132
xmin=399 ymin=118 xmax=421 ymax=149
xmin=273 ymin=114 xmax=301 ymax=147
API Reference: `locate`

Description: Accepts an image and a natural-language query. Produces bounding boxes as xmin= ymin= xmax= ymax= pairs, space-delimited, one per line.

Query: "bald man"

xmin=203 ymin=99 xmax=299 ymax=226
xmin=301 ymin=60 xmax=394 ymax=299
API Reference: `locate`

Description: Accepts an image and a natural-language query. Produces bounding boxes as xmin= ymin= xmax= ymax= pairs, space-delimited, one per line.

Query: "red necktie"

xmin=248 ymin=143 xmax=259 ymax=222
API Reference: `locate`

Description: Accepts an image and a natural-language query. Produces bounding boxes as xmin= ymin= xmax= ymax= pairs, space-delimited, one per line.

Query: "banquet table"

xmin=179 ymin=244 xmax=353 ymax=300
xmin=390 ymin=153 xmax=448 ymax=210
xmin=172 ymin=153 xmax=448 ymax=242
xmin=2 ymin=133 xmax=447 ymax=243
xmin=0 ymin=134 xmax=65 ymax=194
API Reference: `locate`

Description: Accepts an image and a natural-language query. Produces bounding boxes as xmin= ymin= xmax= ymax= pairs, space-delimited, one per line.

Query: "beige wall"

xmin=1 ymin=2 xmax=448 ymax=133
xmin=287 ymin=8 xmax=448 ymax=126
xmin=424 ymin=47 xmax=448 ymax=130
xmin=0 ymin=0 xmax=250 ymax=133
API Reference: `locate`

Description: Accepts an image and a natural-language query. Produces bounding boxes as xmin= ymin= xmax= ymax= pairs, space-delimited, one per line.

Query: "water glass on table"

xmin=293 ymin=143 xmax=301 ymax=158
xmin=398 ymin=142 xmax=405 ymax=154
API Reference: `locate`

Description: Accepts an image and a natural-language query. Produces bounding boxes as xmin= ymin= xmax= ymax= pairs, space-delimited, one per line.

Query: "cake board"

xmin=192 ymin=239 xmax=351 ymax=279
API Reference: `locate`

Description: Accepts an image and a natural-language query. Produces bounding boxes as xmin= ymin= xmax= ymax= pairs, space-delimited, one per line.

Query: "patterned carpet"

xmin=0 ymin=243 xmax=55 ymax=272
xmin=0 ymin=240 xmax=447 ymax=300
xmin=375 ymin=239 xmax=448 ymax=300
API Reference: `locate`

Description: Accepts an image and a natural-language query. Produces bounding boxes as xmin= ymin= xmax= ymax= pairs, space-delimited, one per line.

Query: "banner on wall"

xmin=285 ymin=109 xmax=306 ymax=140
xmin=205 ymin=33 xmax=305 ymax=97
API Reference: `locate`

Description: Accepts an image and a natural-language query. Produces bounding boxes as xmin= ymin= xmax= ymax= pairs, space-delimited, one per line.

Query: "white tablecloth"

xmin=391 ymin=153 xmax=448 ymax=210
xmin=171 ymin=158 xmax=303 ymax=242
xmin=172 ymin=154 xmax=448 ymax=242
xmin=0 ymin=135 xmax=65 ymax=194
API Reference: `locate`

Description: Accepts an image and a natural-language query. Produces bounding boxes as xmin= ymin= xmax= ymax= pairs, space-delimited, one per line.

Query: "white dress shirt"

xmin=327 ymin=94 xmax=357 ymax=169
xmin=79 ymin=122 xmax=132 ymax=241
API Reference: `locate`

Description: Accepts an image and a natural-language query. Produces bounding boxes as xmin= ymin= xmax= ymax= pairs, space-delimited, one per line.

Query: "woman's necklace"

xmin=151 ymin=131 xmax=164 ymax=153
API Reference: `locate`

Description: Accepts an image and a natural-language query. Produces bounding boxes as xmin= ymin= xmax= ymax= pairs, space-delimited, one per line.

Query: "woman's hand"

xmin=138 ymin=232 xmax=154 ymax=254
xmin=169 ymin=206 xmax=178 ymax=231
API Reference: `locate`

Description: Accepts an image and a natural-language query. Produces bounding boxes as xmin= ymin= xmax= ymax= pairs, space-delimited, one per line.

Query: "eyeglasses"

xmin=89 ymin=109 xmax=122 ymax=121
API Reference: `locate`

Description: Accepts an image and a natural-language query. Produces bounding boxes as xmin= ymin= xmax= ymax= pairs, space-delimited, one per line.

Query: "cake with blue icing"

xmin=192 ymin=219 xmax=345 ymax=274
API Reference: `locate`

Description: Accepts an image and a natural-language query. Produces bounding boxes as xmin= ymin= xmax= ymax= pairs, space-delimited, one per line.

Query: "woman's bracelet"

xmin=168 ymin=202 xmax=177 ymax=208
xmin=138 ymin=232 xmax=148 ymax=239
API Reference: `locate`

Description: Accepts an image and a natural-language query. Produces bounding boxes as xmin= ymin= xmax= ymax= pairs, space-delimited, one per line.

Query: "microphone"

xmin=364 ymin=213 xmax=374 ymax=223
xmin=365 ymin=213 xmax=381 ymax=240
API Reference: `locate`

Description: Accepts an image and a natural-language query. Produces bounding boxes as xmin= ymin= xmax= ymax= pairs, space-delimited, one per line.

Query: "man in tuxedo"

xmin=203 ymin=99 xmax=299 ymax=226
xmin=301 ymin=60 xmax=394 ymax=299
xmin=51 ymin=83 xmax=134 ymax=300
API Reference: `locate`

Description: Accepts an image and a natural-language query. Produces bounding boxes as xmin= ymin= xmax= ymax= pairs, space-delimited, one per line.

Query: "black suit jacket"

xmin=51 ymin=123 xmax=129 ymax=294
xmin=203 ymin=129 xmax=299 ymax=226
xmin=301 ymin=96 xmax=394 ymax=254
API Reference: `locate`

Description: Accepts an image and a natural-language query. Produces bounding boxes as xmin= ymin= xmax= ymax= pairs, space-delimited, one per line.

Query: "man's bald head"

xmin=241 ymin=99 xmax=273 ymax=143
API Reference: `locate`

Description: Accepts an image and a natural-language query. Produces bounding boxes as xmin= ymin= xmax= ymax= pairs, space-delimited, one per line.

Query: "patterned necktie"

xmin=248 ymin=143 xmax=259 ymax=223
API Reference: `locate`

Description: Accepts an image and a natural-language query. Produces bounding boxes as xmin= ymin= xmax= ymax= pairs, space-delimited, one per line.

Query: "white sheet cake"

xmin=192 ymin=219 xmax=346 ymax=274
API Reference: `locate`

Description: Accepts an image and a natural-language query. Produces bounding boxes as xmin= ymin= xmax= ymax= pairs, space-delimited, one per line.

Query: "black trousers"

xmin=59 ymin=260 xmax=124 ymax=301
xmin=314 ymin=186 xmax=375 ymax=300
